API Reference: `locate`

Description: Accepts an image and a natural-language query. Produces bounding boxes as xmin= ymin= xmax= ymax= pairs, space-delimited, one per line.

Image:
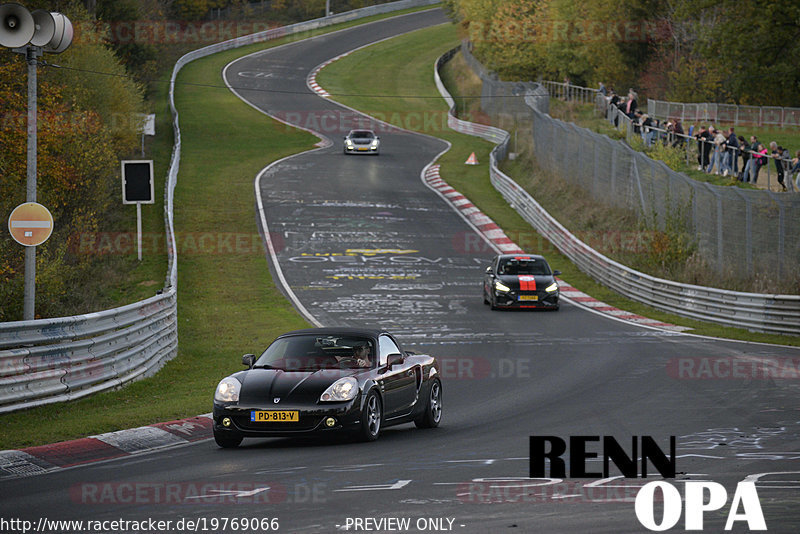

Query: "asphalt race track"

xmin=3 ymin=8 xmax=800 ymax=534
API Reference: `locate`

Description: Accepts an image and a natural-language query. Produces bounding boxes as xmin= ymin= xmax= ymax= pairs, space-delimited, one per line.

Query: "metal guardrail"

xmin=0 ymin=0 xmax=439 ymax=414
xmin=437 ymin=47 xmax=800 ymax=335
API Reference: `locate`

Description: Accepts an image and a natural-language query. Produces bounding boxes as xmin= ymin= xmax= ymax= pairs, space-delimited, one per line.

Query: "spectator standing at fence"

xmin=598 ymin=82 xmax=607 ymax=96
xmin=706 ymin=127 xmax=728 ymax=174
xmin=641 ymin=114 xmax=656 ymax=146
xmin=737 ymin=135 xmax=749 ymax=180
xmin=626 ymin=89 xmax=638 ymax=118
xmin=671 ymin=118 xmax=685 ymax=147
xmin=742 ymin=136 xmax=760 ymax=183
xmin=633 ymin=110 xmax=643 ymax=135
xmin=790 ymin=150 xmax=800 ymax=192
xmin=695 ymin=125 xmax=712 ymax=170
xmin=751 ymin=143 xmax=768 ymax=184
xmin=725 ymin=127 xmax=739 ymax=176
xmin=770 ymin=141 xmax=789 ymax=192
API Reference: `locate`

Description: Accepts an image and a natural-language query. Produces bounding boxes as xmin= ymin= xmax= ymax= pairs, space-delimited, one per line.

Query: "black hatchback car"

xmin=482 ymin=254 xmax=560 ymax=310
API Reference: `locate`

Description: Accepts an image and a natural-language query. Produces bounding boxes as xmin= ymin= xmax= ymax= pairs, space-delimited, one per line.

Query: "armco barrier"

xmin=436 ymin=47 xmax=800 ymax=335
xmin=0 ymin=0 xmax=439 ymax=414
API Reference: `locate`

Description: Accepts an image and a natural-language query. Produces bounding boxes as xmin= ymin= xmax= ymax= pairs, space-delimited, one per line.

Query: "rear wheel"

xmin=415 ymin=379 xmax=442 ymax=428
xmin=214 ymin=431 xmax=242 ymax=448
xmin=358 ymin=390 xmax=382 ymax=442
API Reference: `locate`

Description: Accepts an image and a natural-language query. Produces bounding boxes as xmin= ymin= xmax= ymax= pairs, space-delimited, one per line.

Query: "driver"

xmin=335 ymin=342 xmax=371 ymax=367
xmin=352 ymin=343 xmax=371 ymax=367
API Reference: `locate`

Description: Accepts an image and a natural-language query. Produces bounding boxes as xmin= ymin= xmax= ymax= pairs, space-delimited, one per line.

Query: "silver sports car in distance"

xmin=343 ymin=129 xmax=380 ymax=155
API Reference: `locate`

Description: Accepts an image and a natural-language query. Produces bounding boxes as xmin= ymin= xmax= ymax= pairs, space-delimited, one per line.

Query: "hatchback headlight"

xmin=215 ymin=377 xmax=241 ymax=403
xmin=545 ymin=282 xmax=558 ymax=293
xmin=494 ymin=281 xmax=511 ymax=293
xmin=320 ymin=377 xmax=358 ymax=402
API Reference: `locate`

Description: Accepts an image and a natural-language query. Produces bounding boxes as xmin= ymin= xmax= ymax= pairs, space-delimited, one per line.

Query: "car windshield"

xmin=350 ymin=131 xmax=374 ymax=139
xmin=254 ymin=335 xmax=374 ymax=371
xmin=498 ymin=258 xmax=551 ymax=275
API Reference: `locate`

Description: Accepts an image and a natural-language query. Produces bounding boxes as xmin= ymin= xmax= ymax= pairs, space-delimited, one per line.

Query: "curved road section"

xmin=2 ymin=9 xmax=800 ymax=533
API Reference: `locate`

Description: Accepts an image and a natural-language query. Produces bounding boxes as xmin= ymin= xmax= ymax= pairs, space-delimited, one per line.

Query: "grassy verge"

xmin=318 ymin=27 xmax=800 ymax=347
xmin=0 ymin=5 xmax=441 ymax=450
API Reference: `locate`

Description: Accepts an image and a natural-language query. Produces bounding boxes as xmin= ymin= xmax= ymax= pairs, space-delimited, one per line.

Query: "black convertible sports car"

xmin=212 ymin=328 xmax=441 ymax=447
xmin=482 ymin=254 xmax=561 ymax=310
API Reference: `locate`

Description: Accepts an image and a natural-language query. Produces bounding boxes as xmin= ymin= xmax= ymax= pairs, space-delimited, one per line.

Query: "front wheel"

xmin=358 ymin=390 xmax=382 ymax=442
xmin=415 ymin=378 xmax=442 ymax=429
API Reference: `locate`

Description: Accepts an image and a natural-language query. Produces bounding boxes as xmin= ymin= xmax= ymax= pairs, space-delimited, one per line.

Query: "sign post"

xmin=8 ymin=201 xmax=54 ymax=319
xmin=121 ymin=160 xmax=154 ymax=261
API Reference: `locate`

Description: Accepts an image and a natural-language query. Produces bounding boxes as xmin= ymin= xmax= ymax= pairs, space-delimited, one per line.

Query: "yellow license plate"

xmin=519 ymin=295 xmax=538 ymax=301
xmin=250 ymin=410 xmax=299 ymax=422
xmin=357 ymin=147 xmax=369 ymax=151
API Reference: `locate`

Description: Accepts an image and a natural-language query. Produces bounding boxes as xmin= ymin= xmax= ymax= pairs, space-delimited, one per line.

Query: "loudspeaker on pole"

xmin=0 ymin=4 xmax=72 ymax=52
xmin=0 ymin=3 xmax=34 ymax=48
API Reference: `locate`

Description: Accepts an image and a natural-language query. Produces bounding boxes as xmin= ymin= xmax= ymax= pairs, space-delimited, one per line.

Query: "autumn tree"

xmin=0 ymin=4 xmax=143 ymax=321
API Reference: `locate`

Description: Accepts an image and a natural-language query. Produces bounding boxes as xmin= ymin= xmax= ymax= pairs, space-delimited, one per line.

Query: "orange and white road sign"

xmin=8 ymin=202 xmax=54 ymax=247
xmin=465 ymin=152 xmax=479 ymax=165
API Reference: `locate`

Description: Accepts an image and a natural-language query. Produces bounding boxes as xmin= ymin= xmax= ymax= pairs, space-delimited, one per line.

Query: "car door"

xmin=377 ymin=335 xmax=418 ymax=418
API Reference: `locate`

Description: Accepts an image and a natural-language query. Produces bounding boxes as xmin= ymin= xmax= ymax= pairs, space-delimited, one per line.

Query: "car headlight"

xmin=494 ymin=281 xmax=511 ymax=293
xmin=214 ymin=377 xmax=241 ymax=403
xmin=370 ymin=139 xmax=379 ymax=147
xmin=345 ymin=139 xmax=354 ymax=146
xmin=545 ymin=282 xmax=558 ymax=293
xmin=320 ymin=377 xmax=358 ymax=402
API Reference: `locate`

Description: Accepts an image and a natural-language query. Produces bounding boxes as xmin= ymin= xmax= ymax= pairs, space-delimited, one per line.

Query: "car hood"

xmin=496 ymin=274 xmax=556 ymax=290
xmin=235 ymin=368 xmax=358 ymax=405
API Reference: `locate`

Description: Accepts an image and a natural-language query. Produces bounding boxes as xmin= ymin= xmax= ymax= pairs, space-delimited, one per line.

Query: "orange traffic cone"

xmin=465 ymin=152 xmax=479 ymax=165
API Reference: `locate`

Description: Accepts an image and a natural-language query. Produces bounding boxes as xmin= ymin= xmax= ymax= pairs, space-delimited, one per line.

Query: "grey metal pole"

xmin=326 ymin=0 xmax=330 ymax=16
xmin=137 ymin=203 xmax=142 ymax=262
xmin=23 ymin=46 xmax=39 ymax=321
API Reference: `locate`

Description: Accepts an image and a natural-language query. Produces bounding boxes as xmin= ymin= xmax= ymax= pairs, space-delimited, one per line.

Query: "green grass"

xmin=318 ymin=27 xmax=800 ymax=347
xmin=0 ymin=5 xmax=442 ymax=450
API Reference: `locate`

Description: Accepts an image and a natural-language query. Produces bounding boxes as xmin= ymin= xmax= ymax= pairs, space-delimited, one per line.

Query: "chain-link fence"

xmin=459 ymin=45 xmax=800 ymax=281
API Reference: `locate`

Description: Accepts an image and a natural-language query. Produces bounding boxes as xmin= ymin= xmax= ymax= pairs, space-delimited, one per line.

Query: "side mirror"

xmin=386 ymin=353 xmax=404 ymax=369
xmin=242 ymin=354 xmax=255 ymax=368
xmin=553 ymin=270 xmax=562 ymax=276
xmin=485 ymin=266 xmax=493 ymax=274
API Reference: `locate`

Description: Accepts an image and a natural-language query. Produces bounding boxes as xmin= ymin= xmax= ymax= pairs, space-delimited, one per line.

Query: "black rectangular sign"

xmin=121 ymin=160 xmax=154 ymax=204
